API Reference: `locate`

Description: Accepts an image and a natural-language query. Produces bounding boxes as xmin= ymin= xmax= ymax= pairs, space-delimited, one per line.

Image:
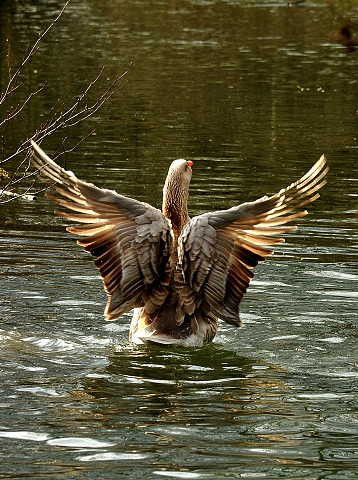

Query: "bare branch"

xmin=0 ymin=0 xmax=71 ymax=105
xmin=0 ymin=63 xmax=131 ymax=167
xmin=0 ymin=84 xmax=46 ymax=131
xmin=0 ymin=0 xmax=132 ymax=203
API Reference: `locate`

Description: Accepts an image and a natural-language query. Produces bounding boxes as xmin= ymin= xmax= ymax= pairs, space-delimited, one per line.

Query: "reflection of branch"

xmin=0 ymin=0 xmax=132 ymax=202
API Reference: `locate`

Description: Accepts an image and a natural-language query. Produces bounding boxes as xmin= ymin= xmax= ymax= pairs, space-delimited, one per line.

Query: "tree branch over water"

xmin=0 ymin=0 xmax=131 ymax=203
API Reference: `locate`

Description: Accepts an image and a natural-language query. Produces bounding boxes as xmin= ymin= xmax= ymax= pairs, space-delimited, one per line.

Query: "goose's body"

xmin=30 ymin=141 xmax=328 ymax=347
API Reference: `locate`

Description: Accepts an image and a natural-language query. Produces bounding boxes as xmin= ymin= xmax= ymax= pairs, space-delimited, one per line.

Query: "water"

xmin=0 ymin=0 xmax=357 ymax=478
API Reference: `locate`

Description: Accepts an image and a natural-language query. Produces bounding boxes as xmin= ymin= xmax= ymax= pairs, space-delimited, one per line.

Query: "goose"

xmin=30 ymin=140 xmax=328 ymax=347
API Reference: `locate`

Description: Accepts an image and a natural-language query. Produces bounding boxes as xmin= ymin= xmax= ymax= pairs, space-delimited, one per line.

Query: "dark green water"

xmin=0 ymin=0 xmax=357 ymax=478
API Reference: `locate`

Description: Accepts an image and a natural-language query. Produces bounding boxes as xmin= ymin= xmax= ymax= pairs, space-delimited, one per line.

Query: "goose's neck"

xmin=162 ymin=179 xmax=189 ymax=240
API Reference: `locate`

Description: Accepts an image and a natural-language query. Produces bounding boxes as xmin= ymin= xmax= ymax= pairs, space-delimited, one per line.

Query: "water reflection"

xmin=1 ymin=0 xmax=358 ymax=478
xmin=1 ymin=317 xmax=357 ymax=478
xmin=81 ymin=345 xmax=254 ymax=420
xmin=60 ymin=343 xmax=357 ymax=476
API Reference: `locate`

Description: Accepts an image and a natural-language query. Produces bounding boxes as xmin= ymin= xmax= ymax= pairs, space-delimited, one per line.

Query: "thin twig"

xmin=0 ymin=0 xmax=132 ymax=203
xmin=0 ymin=0 xmax=71 ymax=104
xmin=0 ymin=84 xmax=46 ymax=129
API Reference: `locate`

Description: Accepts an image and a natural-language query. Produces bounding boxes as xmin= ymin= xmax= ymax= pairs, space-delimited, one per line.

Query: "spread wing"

xmin=177 ymin=155 xmax=328 ymax=326
xmin=30 ymin=141 xmax=173 ymax=320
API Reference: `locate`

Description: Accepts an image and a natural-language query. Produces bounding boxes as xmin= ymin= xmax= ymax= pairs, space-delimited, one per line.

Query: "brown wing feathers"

xmin=180 ymin=155 xmax=328 ymax=325
xmin=30 ymin=141 xmax=172 ymax=321
xmin=31 ymin=140 xmax=327 ymax=330
xmin=222 ymin=156 xmax=327 ymax=321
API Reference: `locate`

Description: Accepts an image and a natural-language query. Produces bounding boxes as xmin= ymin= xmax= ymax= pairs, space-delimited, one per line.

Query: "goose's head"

xmin=162 ymin=159 xmax=194 ymax=234
xmin=165 ymin=159 xmax=193 ymax=190
xmin=163 ymin=159 xmax=193 ymax=201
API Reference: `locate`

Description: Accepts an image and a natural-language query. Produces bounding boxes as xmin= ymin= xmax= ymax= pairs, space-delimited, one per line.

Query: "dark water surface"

xmin=1 ymin=0 xmax=357 ymax=478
